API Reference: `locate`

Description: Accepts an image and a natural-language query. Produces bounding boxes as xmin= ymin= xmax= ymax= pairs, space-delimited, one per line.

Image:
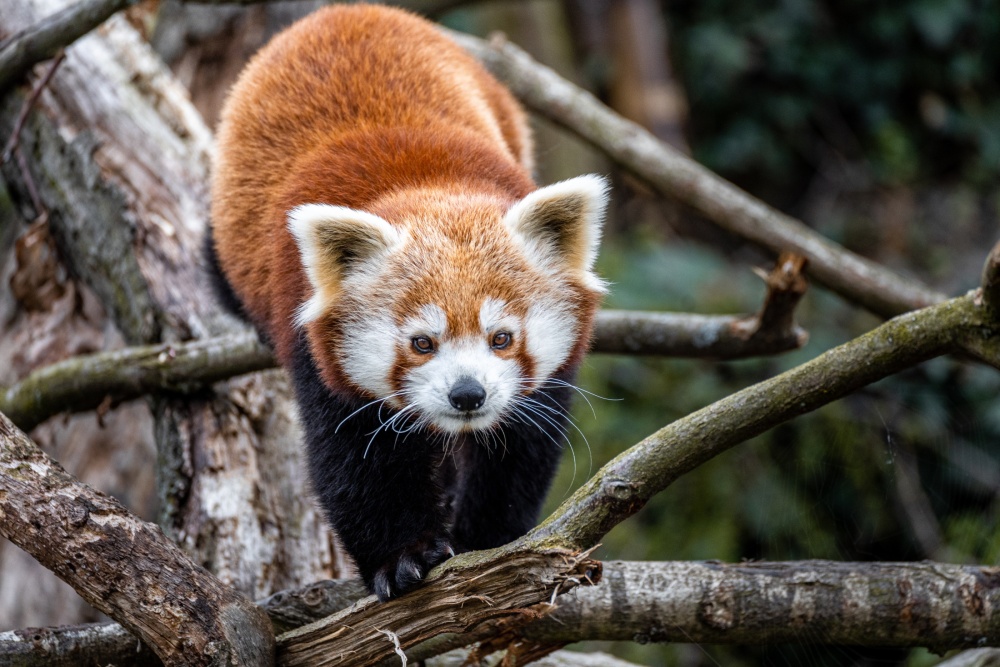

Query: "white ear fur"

xmin=287 ymin=204 xmax=402 ymax=325
xmin=503 ymin=174 xmax=609 ymax=292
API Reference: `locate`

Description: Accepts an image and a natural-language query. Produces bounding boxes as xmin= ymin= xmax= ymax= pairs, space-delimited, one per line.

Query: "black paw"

xmin=371 ymin=536 xmax=454 ymax=602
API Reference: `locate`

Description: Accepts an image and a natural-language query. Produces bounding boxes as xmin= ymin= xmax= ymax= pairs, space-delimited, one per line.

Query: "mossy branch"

xmin=528 ymin=290 xmax=998 ymax=550
xmin=0 ymin=332 xmax=273 ymax=431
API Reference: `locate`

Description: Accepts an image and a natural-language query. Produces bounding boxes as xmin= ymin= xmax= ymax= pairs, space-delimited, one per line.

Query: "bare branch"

xmin=0 ymin=251 xmax=809 ymax=432
xmin=0 ymin=0 xmax=136 ymax=92
xmin=596 ymin=252 xmax=808 ymax=357
xmin=530 ymin=291 xmax=998 ymax=550
xmin=448 ymin=30 xmax=945 ymax=319
xmin=0 ymin=412 xmax=274 ymax=666
xmin=527 ymin=561 xmax=1000 ymax=649
xmin=0 ymin=332 xmax=272 ymax=432
xmin=276 ymin=549 xmax=601 ymax=667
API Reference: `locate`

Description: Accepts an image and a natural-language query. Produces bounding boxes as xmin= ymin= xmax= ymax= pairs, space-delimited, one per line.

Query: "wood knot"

xmin=699 ymin=586 xmax=736 ymax=630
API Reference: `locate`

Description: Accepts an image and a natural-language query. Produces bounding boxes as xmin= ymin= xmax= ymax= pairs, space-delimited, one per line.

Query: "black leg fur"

xmin=451 ymin=379 xmax=571 ymax=552
xmin=291 ymin=334 xmax=454 ymax=601
xmin=290 ymin=332 xmax=574 ymax=600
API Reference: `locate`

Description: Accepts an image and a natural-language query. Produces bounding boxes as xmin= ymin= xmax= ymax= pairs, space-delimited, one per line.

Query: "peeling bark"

xmin=276 ymin=548 xmax=601 ymax=667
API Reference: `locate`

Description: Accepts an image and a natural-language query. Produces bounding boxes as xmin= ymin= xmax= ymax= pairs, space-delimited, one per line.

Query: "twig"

xmin=2 ymin=50 xmax=64 ymax=163
xmin=449 ymin=30 xmax=946 ymax=319
xmin=0 ymin=0 xmax=137 ymax=92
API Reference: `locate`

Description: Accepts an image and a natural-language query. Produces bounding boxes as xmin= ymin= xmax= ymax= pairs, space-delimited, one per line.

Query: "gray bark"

xmin=1 ymin=0 xmax=344 ymax=611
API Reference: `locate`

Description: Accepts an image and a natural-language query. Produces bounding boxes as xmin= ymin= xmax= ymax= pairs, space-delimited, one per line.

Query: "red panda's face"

xmin=289 ymin=175 xmax=609 ymax=434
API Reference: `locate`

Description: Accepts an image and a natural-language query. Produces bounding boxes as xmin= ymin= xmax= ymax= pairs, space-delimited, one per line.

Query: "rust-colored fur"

xmin=211 ymin=5 xmax=537 ymax=371
xmin=208 ymin=4 xmax=607 ymax=601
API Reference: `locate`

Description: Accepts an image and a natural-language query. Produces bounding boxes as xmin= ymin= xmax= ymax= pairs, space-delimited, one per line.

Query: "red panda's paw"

xmin=372 ymin=535 xmax=455 ymax=602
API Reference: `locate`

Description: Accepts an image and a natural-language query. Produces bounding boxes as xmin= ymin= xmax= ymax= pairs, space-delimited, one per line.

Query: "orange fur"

xmin=210 ymin=4 xmax=600 ymax=397
xmin=212 ymin=5 xmax=536 ymax=366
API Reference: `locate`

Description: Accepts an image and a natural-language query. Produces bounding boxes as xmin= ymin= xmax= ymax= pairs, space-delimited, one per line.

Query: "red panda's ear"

xmin=287 ymin=204 xmax=403 ymax=325
xmin=503 ymin=174 xmax=609 ymax=292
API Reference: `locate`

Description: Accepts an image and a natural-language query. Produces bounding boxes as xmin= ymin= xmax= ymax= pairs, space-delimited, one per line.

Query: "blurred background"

xmin=4 ymin=0 xmax=1000 ymax=664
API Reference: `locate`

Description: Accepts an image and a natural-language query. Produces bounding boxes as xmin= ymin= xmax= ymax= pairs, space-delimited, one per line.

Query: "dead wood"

xmin=0 ymin=412 xmax=274 ymax=666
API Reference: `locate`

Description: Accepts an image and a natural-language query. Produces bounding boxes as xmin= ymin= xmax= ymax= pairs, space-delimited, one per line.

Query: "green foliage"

xmin=667 ymin=0 xmax=1000 ymax=189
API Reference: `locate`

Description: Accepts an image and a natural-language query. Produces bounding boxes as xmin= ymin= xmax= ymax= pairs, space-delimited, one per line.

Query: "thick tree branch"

xmin=449 ymin=30 xmax=945 ymax=319
xmin=529 ymin=290 xmax=998 ymax=550
xmin=275 ymin=548 xmax=601 ymax=667
xmin=0 ymin=0 xmax=136 ymax=93
xmin=0 ymin=412 xmax=274 ymax=666
xmin=529 ymin=561 xmax=1000 ymax=649
xmin=8 ymin=558 xmax=1000 ymax=665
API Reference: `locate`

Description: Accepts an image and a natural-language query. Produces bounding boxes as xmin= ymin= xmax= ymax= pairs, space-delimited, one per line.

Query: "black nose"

xmin=449 ymin=377 xmax=486 ymax=412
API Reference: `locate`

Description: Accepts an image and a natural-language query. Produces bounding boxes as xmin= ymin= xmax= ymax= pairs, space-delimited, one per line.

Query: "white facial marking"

xmin=403 ymin=304 xmax=448 ymax=339
xmin=479 ymin=298 xmax=522 ymax=338
xmin=340 ymin=313 xmax=399 ymax=398
xmin=525 ymin=298 xmax=577 ymax=381
xmin=404 ymin=335 xmax=520 ymax=434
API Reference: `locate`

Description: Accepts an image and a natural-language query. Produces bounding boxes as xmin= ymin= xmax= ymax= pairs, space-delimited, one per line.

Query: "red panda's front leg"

xmin=451 ymin=377 xmax=573 ymax=551
xmin=290 ymin=336 xmax=454 ymax=601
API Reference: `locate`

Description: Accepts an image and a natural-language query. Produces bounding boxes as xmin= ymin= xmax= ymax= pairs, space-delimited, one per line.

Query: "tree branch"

xmin=0 ymin=412 xmax=274 ymax=666
xmin=0 ymin=332 xmax=272 ymax=432
xmin=448 ymin=30 xmax=945 ymax=319
xmin=527 ymin=561 xmax=1000 ymax=649
xmin=0 ymin=0 xmax=137 ymax=92
xmin=0 ymin=253 xmax=808 ymax=432
xmin=530 ymin=290 xmax=998 ymax=550
xmin=8 ymin=558 xmax=1000 ymax=666
xmin=275 ymin=548 xmax=601 ymax=667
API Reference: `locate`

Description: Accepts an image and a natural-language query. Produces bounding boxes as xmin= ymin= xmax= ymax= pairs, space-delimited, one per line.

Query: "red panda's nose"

xmin=449 ymin=377 xmax=486 ymax=411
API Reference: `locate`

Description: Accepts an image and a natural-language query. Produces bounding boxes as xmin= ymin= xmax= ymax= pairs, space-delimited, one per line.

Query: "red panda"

xmin=207 ymin=4 xmax=609 ymax=601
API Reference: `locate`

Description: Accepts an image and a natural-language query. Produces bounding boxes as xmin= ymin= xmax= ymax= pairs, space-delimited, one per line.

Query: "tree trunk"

xmin=0 ymin=0 xmax=346 ymax=622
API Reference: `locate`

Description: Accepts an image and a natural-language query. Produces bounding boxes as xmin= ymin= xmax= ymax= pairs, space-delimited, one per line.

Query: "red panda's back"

xmin=210 ymin=5 xmax=532 ymax=351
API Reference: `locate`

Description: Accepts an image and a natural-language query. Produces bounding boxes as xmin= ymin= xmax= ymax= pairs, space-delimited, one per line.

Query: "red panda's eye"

xmin=491 ymin=332 xmax=512 ymax=350
xmin=412 ymin=336 xmax=435 ymax=354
